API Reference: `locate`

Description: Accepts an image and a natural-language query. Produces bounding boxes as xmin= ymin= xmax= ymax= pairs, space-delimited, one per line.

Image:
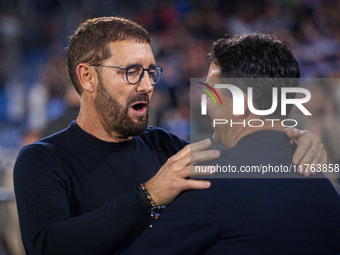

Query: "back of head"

xmin=67 ymin=17 xmax=151 ymax=95
xmin=210 ymin=33 xmax=300 ymax=79
xmin=209 ymin=33 xmax=300 ymax=118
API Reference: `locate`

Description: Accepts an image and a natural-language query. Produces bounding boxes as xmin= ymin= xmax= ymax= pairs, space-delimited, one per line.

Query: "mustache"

xmin=127 ymin=93 xmax=150 ymax=106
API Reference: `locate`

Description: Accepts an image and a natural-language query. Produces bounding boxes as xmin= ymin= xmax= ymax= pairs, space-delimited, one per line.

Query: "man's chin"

xmin=131 ymin=115 xmax=148 ymax=124
xmin=130 ymin=123 xmax=148 ymax=136
xmin=129 ymin=114 xmax=148 ymax=131
xmin=116 ymin=120 xmax=148 ymax=138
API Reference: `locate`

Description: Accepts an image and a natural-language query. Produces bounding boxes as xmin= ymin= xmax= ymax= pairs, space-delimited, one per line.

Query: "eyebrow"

xmin=123 ymin=62 xmax=157 ymax=68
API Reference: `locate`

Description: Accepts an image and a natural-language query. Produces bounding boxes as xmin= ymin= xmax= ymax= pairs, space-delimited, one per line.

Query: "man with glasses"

xmin=13 ymin=17 xmax=327 ymax=255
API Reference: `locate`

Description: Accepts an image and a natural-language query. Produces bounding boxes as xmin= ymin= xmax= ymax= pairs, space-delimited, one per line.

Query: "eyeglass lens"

xmin=126 ymin=65 xmax=162 ymax=85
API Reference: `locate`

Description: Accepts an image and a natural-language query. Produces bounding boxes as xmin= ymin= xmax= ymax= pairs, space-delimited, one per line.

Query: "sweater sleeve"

xmin=119 ymin=180 xmax=222 ymax=255
xmin=13 ymin=144 xmax=150 ymax=255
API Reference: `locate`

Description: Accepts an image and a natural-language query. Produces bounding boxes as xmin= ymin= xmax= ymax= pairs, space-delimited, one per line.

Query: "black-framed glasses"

xmin=90 ymin=64 xmax=163 ymax=85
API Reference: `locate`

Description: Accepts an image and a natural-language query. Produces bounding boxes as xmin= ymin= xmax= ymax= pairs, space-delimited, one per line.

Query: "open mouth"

xmin=130 ymin=101 xmax=148 ymax=114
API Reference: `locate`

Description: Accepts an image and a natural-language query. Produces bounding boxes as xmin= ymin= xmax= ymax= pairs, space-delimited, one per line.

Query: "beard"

xmin=94 ymin=79 xmax=149 ymax=138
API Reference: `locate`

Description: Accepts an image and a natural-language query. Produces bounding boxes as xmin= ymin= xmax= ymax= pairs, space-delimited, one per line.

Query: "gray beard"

xmin=94 ymin=80 xmax=149 ymax=138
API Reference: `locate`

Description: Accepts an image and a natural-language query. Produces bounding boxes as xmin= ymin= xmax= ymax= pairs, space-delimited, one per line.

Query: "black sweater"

xmin=121 ymin=131 xmax=340 ymax=255
xmin=14 ymin=121 xmax=187 ymax=255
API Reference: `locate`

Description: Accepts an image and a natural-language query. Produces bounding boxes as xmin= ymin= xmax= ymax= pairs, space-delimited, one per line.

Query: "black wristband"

xmin=137 ymin=184 xmax=153 ymax=211
xmin=137 ymin=183 xmax=161 ymax=220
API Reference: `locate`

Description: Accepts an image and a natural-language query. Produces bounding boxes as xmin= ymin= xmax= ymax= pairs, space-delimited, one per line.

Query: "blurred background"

xmin=0 ymin=0 xmax=339 ymax=254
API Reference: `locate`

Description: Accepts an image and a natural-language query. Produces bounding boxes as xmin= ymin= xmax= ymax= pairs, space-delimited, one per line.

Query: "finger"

xmin=169 ymin=144 xmax=191 ymax=162
xmin=175 ymin=145 xmax=219 ymax=169
xmin=285 ymin=127 xmax=301 ymax=139
xmin=292 ymin=131 xmax=313 ymax=165
xmin=297 ymin=138 xmax=320 ymax=174
xmin=190 ymin=165 xmax=217 ymax=177
xmin=190 ymin=149 xmax=220 ymax=165
xmin=190 ymin=138 xmax=212 ymax=152
xmin=179 ymin=164 xmax=216 ymax=178
xmin=182 ymin=179 xmax=211 ymax=190
xmin=296 ymin=164 xmax=305 ymax=176
xmin=307 ymin=147 xmax=324 ymax=176
xmin=170 ymin=138 xmax=212 ymax=162
xmin=302 ymin=146 xmax=322 ymax=176
xmin=177 ymin=165 xmax=191 ymax=178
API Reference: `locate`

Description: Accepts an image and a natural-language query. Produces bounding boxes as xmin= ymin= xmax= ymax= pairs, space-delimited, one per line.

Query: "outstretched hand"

xmin=285 ymin=128 xmax=327 ymax=176
xmin=145 ymin=139 xmax=220 ymax=206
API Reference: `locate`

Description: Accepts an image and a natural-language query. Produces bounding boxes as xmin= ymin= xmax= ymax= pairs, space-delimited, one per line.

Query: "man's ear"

xmin=76 ymin=63 xmax=97 ymax=93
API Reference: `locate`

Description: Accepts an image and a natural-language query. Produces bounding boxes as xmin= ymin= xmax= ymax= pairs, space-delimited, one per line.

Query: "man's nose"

xmin=136 ymin=71 xmax=153 ymax=93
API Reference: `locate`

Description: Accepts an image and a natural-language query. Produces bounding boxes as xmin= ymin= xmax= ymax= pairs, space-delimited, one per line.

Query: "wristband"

xmin=138 ymin=183 xmax=162 ymax=220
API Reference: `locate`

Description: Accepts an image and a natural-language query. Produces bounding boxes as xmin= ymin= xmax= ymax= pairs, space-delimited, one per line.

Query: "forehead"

xmin=105 ymin=40 xmax=155 ymax=66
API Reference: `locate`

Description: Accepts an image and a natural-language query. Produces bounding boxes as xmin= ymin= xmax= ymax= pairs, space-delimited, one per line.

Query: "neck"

xmin=77 ymin=102 xmax=133 ymax=143
xmin=221 ymin=117 xmax=285 ymax=148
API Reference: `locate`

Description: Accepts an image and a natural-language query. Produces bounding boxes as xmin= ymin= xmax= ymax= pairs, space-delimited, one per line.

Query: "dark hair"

xmin=209 ymin=33 xmax=300 ymax=117
xmin=67 ymin=17 xmax=151 ymax=94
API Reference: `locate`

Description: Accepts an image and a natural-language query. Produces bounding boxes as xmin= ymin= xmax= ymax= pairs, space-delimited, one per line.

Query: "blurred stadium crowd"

xmin=0 ymin=0 xmax=339 ymax=254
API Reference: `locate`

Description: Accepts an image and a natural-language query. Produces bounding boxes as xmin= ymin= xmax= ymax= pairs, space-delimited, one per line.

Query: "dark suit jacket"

xmin=121 ymin=131 xmax=340 ymax=255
